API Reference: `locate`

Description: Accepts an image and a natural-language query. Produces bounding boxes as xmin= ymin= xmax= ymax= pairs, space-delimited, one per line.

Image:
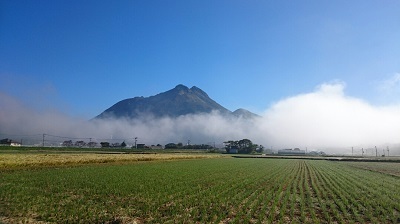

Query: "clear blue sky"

xmin=1 ymin=0 xmax=400 ymax=118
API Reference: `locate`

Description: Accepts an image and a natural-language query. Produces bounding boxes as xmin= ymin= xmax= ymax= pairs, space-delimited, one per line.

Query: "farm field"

xmin=0 ymin=152 xmax=222 ymax=169
xmin=342 ymin=161 xmax=400 ymax=177
xmin=1 ymin=157 xmax=399 ymax=223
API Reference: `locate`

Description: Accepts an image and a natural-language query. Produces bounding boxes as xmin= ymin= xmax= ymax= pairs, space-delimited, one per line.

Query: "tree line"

xmin=164 ymin=142 xmax=214 ymax=149
xmin=224 ymin=139 xmax=264 ymax=154
xmin=61 ymin=140 xmax=127 ymax=148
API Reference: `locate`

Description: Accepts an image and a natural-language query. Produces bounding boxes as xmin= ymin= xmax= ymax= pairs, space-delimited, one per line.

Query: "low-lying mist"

xmin=1 ymin=82 xmax=400 ymax=155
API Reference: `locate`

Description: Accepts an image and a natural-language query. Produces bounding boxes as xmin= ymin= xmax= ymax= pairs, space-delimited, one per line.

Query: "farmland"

xmin=0 ymin=155 xmax=399 ymax=223
xmin=0 ymin=151 xmax=222 ymax=170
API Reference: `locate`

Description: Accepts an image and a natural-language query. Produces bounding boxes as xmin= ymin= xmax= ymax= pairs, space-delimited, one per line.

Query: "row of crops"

xmin=0 ymin=157 xmax=399 ymax=223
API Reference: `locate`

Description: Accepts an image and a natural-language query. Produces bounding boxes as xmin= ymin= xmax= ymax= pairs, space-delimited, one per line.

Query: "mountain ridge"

xmin=95 ymin=84 xmax=259 ymax=120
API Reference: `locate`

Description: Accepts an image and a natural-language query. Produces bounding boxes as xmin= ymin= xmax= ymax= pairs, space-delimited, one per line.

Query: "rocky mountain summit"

xmin=95 ymin=84 xmax=259 ymax=120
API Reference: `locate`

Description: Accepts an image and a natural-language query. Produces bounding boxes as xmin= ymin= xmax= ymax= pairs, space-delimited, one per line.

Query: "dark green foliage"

xmin=165 ymin=142 xmax=213 ymax=150
xmin=185 ymin=144 xmax=213 ymax=149
xmin=165 ymin=143 xmax=177 ymax=149
xmin=224 ymin=139 xmax=258 ymax=153
xmin=0 ymin=138 xmax=12 ymax=144
xmin=100 ymin=142 xmax=110 ymax=148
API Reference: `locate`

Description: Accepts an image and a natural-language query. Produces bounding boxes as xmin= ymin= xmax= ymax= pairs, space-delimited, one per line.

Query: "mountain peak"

xmin=172 ymin=84 xmax=191 ymax=95
xmin=95 ymin=84 xmax=231 ymax=119
xmin=174 ymin=84 xmax=189 ymax=90
xmin=190 ymin=86 xmax=209 ymax=98
xmin=232 ymin=108 xmax=260 ymax=119
xmin=95 ymin=84 xmax=260 ymax=120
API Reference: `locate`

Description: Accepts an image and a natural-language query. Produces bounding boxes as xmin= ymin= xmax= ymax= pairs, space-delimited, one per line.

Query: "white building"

xmin=278 ymin=148 xmax=306 ymax=155
xmin=10 ymin=141 xmax=21 ymax=147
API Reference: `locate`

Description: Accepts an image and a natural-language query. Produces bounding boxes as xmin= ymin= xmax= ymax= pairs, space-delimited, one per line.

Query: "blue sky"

xmin=1 ymin=0 xmax=400 ymax=118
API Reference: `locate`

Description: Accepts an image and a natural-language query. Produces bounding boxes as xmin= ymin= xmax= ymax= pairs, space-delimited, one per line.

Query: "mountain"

xmin=232 ymin=108 xmax=261 ymax=119
xmin=95 ymin=84 xmax=259 ymax=119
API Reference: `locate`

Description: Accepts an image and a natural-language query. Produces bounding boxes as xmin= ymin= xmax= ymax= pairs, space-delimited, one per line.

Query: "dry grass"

xmin=0 ymin=152 xmax=224 ymax=170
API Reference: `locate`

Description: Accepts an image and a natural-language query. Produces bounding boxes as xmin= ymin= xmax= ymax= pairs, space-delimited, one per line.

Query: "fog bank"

xmin=258 ymin=83 xmax=400 ymax=153
xmin=1 ymin=82 xmax=400 ymax=155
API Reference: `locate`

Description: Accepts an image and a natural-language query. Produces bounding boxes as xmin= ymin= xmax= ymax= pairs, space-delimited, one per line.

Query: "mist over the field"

xmin=1 ymin=82 xmax=400 ymax=155
xmin=258 ymin=82 xmax=400 ymax=154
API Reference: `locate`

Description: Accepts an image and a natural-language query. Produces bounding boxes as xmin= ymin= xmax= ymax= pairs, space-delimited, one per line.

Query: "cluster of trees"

xmin=224 ymin=139 xmax=263 ymax=154
xmin=58 ymin=138 xmax=263 ymax=153
xmin=164 ymin=142 xmax=213 ymax=149
xmin=61 ymin=140 xmax=128 ymax=148
xmin=100 ymin=141 xmax=127 ymax=148
xmin=0 ymin=138 xmax=13 ymax=145
xmin=61 ymin=140 xmax=97 ymax=148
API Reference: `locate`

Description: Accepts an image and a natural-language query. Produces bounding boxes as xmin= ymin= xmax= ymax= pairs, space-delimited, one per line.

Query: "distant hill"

xmin=232 ymin=108 xmax=261 ymax=119
xmin=95 ymin=84 xmax=259 ymax=120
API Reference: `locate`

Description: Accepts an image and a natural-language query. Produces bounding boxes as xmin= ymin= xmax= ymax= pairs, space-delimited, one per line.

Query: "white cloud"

xmin=379 ymin=73 xmax=400 ymax=91
xmin=258 ymin=82 xmax=400 ymax=153
xmin=377 ymin=73 xmax=400 ymax=102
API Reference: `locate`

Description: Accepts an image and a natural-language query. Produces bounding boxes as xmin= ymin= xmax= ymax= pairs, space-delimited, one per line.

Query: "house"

xmin=308 ymin=151 xmax=326 ymax=156
xmin=228 ymin=148 xmax=238 ymax=154
xmin=136 ymin=144 xmax=146 ymax=149
xmin=87 ymin=142 xmax=98 ymax=147
xmin=10 ymin=141 xmax=21 ymax=147
xmin=278 ymin=148 xmax=306 ymax=155
xmin=150 ymin=145 xmax=163 ymax=150
xmin=0 ymin=138 xmax=21 ymax=147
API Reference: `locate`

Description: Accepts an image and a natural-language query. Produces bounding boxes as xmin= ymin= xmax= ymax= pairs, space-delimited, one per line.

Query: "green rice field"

xmin=1 ymin=156 xmax=399 ymax=223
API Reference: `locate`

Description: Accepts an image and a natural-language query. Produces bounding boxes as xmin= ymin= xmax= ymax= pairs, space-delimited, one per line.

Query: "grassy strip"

xmin=0 ymin=153 xmax=224 ymax=170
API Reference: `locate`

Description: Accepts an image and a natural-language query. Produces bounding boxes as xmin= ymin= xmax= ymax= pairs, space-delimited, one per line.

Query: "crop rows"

xmin=0 ymin=158 xmax=399 ymax=223
xmin=343 ymin=161 xmax=400 ymax=177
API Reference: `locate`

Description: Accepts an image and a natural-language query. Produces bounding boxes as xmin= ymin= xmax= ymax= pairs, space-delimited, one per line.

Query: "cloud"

xmin=379 ymin=73 xmax=400 ymax=92
xmin=0 ymin=92 xmax=254 ymax=146
xmin=258 ymin=82 xmax=400 ymax=153
xmin=1 ymin=82 xmax=400 ymax=155
xmin=376 ymin=73 xmax=400 ymax=104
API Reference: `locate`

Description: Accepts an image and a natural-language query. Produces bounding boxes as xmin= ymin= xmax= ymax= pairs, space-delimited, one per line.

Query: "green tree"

xmin=100 ymin=142 xmax=110 ymax=148
xmin=256 ymin=145 xmax=264 ymax=153
xmin=224 ymin=140 xmax=238 ymax=153
xmin=225 ymin=139 xmax=259 ymax=154
xmin=121 ymin=141 xmax=127 ymax=148
xmin=165 ymin=143 xmax=177 ymax=149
